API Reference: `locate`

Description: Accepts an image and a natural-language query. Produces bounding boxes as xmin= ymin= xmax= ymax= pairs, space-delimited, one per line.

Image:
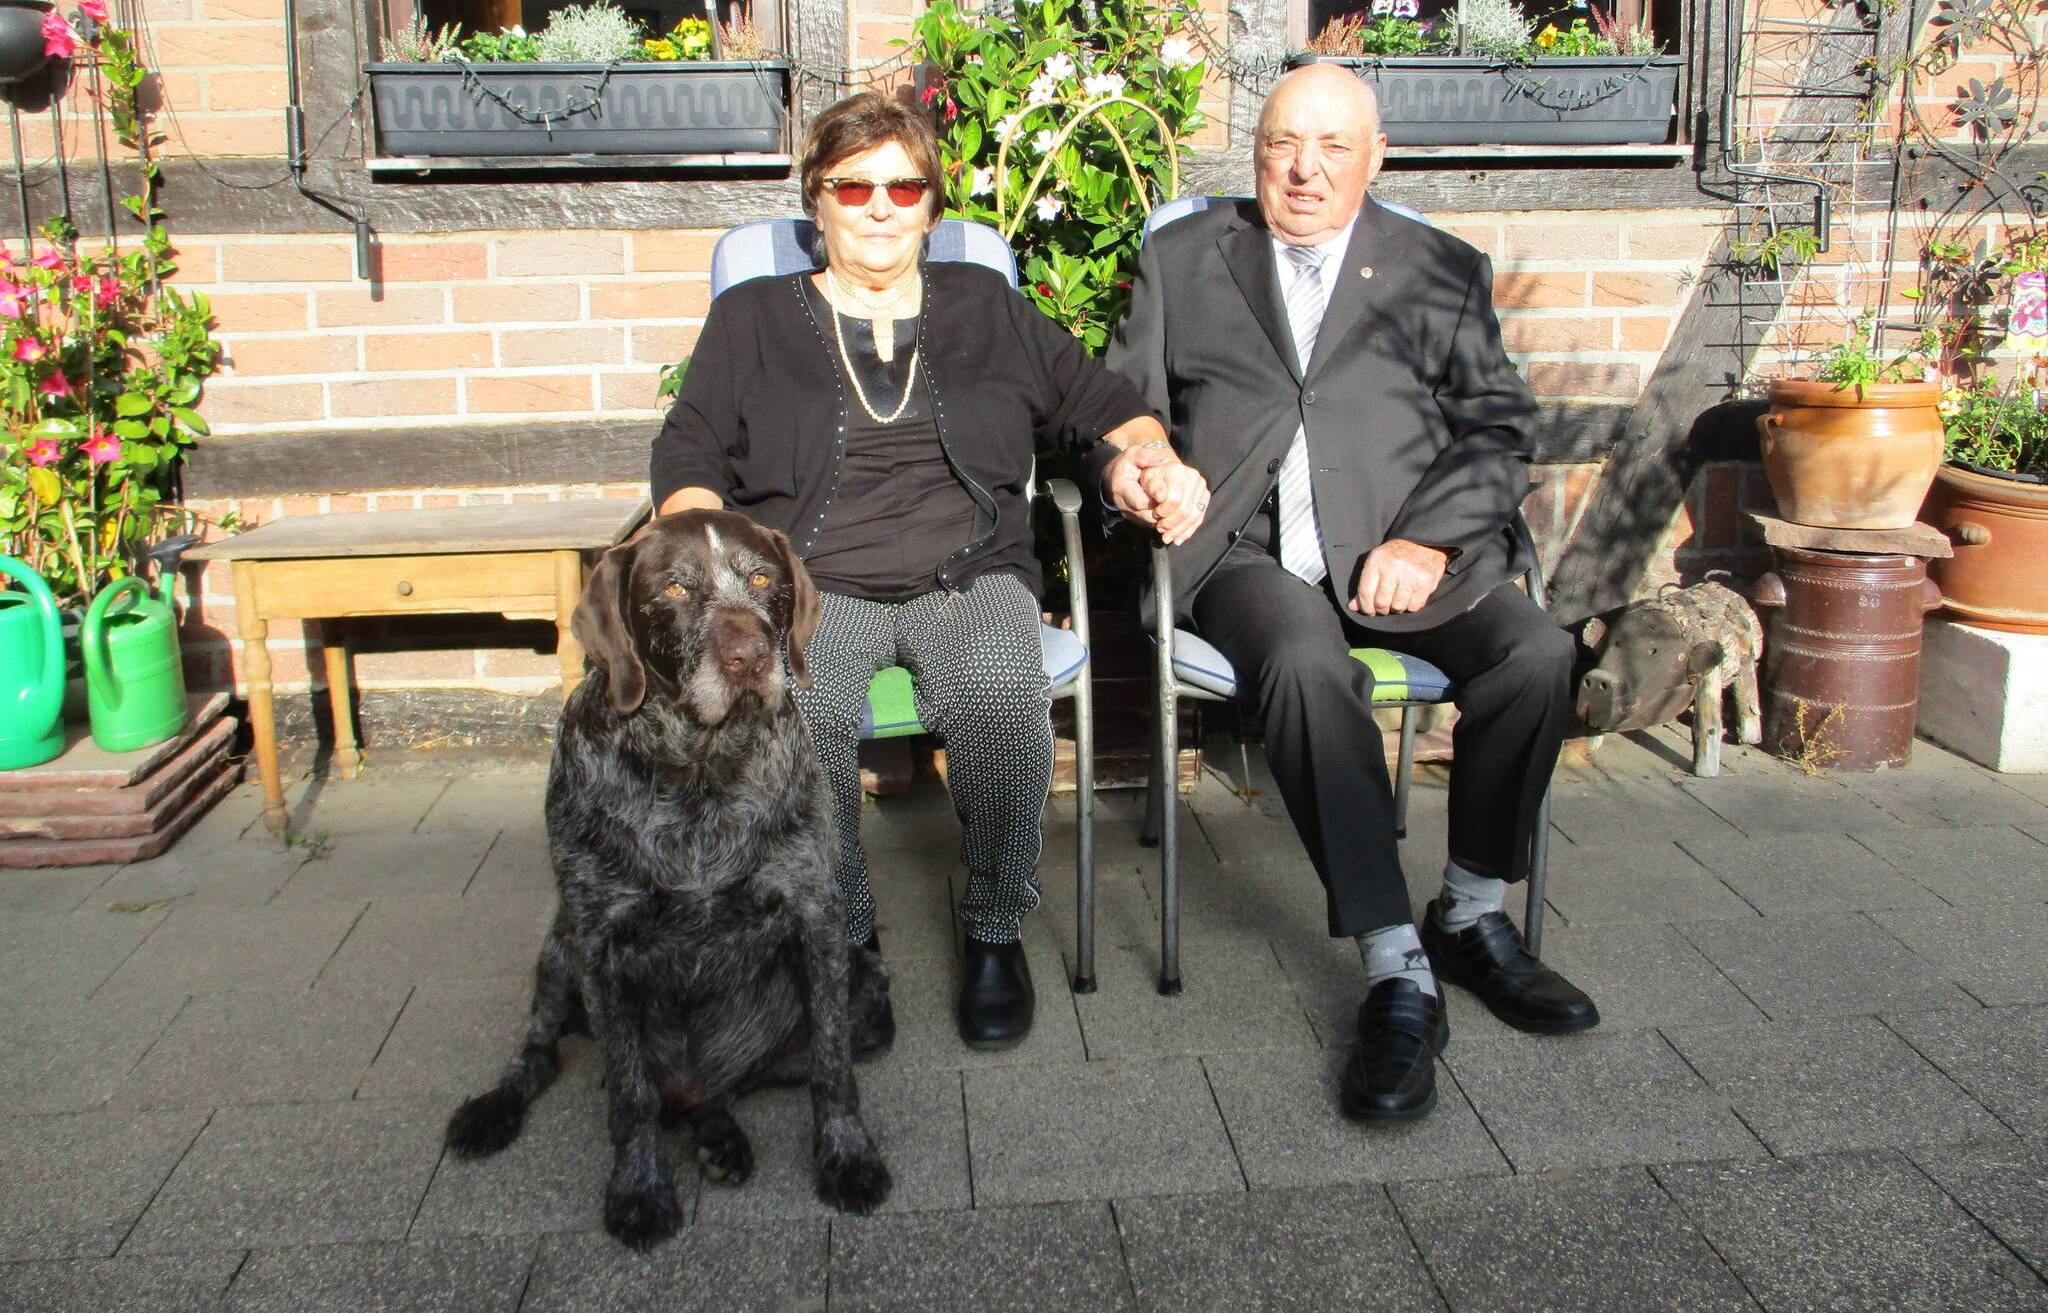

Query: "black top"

xmin=651 ymin=261 xmax=1148 ymax=598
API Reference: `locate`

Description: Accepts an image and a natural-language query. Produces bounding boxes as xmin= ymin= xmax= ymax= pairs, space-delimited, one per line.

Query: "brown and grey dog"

xmin=444 ymin=509 xmax=891 ymax=1250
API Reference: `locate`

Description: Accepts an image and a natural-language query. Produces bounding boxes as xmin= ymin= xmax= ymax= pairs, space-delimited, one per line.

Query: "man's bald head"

xmin=1254 ymin=64 xmax=1388 ymax=246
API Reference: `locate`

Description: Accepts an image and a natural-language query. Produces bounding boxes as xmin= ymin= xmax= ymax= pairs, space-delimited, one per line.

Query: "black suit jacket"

xmin=1093 ymin=197 xmax=1538 ymax=632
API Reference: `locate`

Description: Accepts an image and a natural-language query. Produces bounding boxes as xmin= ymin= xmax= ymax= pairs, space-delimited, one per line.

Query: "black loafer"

xmin=1420 ymin=900 xmax=1600 ymax=1035
xmin=956 ymin=937 xmax=1034 ymax=1050
xmin=1341 ymin=978 xmax=1447 ymax=1123
xmin=851 ymin=931 xmax=895 ymax=1061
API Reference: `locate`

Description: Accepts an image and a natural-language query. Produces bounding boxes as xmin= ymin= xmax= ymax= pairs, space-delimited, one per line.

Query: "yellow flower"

xmin=1535 ymin=24 xmax=1560 ymax=46
xmin=1939 ymin=386 xmax=1966 ymax=418
xmin=643 ymin=37 xmax=677 ymax=58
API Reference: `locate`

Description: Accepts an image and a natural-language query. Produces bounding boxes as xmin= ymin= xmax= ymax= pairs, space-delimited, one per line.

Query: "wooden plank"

xmin=0 ymin=761 xmax=240 ymax=869
xmin=0 ymin=693 xmax=229 ymax=791
xmin=0 ymin=750 xmax=233 ymax=840
xmin=242 ymin=553 xmax=556 ymax=621
xmin=188 ymin=499 xmax=650 ymax=560
xmin=0 ymin=718 xmax=236 ymax=817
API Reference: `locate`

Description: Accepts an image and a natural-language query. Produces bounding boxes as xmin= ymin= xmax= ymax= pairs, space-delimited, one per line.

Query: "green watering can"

xmin=81 ymin=567 xmax=189 ymax=754
xmin=0 ymin=554 xmax=65 ymax=770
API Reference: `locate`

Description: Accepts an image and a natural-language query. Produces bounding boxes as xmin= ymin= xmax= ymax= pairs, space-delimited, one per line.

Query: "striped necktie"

xmin=1277 ymin=243 xmax=1330 ymax=586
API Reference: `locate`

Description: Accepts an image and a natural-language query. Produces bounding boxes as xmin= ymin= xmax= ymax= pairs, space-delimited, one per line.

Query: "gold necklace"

xmin=827 ymin=267 xmax=919 ymax=316
xmin=831 ymin=304 xmax=920 ymax=424
xmin=827 ymin=268 xmax=919 ymax=363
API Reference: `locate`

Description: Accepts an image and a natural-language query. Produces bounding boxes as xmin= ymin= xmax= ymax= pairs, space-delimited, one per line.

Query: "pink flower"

xmin=92 ymin=274 xmax=118 ymax=309
xmin=41 ymin=9 xmax=76 ymax=59
xmin=31 ymin=248 xmax=66 ymax=272
xmin=12 ymin=337 xmax=46 ymax=362
xmin=24 ymin=437 xmax=61 ymax=466
xmin=83 ymin=430 xmax=120 ymax=465
xmin=37 ymin=369 xmax=70 ymax=399
xmin=0 ymin=286 xmax=25 ymax=318
xmin=79 ymin=0 xmax=110 ymax=21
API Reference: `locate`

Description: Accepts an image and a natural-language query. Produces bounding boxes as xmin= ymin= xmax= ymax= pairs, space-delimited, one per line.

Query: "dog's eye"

xmin=664 ymin=583 xmax=687 ymax=599
xmin=748 ymin=571 xmax=772 ymax=589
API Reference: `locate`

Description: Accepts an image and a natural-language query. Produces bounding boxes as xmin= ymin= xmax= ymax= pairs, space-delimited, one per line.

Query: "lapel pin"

xmin=1360 ymin=266 xmax=1375 ymax=279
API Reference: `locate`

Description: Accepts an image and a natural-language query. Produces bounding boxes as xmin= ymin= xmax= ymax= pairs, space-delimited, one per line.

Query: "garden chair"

xmin=1123 ymin=196 xmax=1553 ymax=995
xmin=708 ymin=218 xmax=1101 ymax=990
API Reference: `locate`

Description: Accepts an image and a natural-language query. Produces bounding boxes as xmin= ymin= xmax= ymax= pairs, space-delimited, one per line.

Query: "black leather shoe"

xmin=851 ymin=931 xmax=894 ymax=1061
xmin=1420 ymin=900 xmax=1600 ymax=1035
xmin=956 ymin=937 xmax=1034 ymax=1050
xmin=1340 ymin=978 xmax=1448 ymax=1123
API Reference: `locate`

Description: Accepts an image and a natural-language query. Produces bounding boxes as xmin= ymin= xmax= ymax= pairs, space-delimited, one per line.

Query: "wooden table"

xmin=190 ymin=498 xmax=650 ymax=836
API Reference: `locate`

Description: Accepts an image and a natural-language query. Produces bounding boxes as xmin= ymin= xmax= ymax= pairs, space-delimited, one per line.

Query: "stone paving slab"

xmin=222 ymin=1236 xmax=538 ymax=1313
xmin=1071 ymin=939 xmax=1318 ymax=1062
xmin=1389 ymin=1167 xmax=1755 ymax=1313
xmin=1545 ymin=778 xmax=1746 ymax=847
xmin=355 ymin=977 xmax=564 ymax=1103
xmin=1443 ymin=1030 xmax=1765 ymax=1173
xmin=410 ymin=1078 xmax=632 ymax=1241
xmin=1656 ymin=1149 xmax=2048 ymax=1313
xmin=123 ymin=1099 xmax=445 ymax=1254
xmin=1883 ymin=1004 xmax=2048 ymax=1133
xmin=315 ymin=895 xmax=554 ymax=991
xmin=691 ymin=1067 xmax=970 ymax=1224
xmin=1664 ymin=1015 xmax=2008 ymax=1157
xmin=1678 ymin=772 xmax=1903 ymax=836
xmin=465 ymin=827 xmax=555 ymax=901
xmin=1200 ymin=1049 xmax=1509 ymax=1190
xmin=92 ymin=836 xmax=308 ymax=909
xmin=115 ymin=985 xmax=409 ymax=1109
xmin=0 ymin=1250 xmax=242 ymax=1313
xmin=1841 ymin=766 xmax=2048 ymax=829
xmin=1532 ymin=922 xmax=1768 ymax=1031
xmin=1032 ymin=859 xmax=1171 ymax=959
xmin=0 ymin=1108 xmax=208 ymax=1260
xmin=832 ymin=1201 xmax=1131 ymax=1313
xmin=0 ymin=907 xmax=168 ymax=1005
xmin=1909 ymin=1139 xmax=2048 ymax=1281
xmin=1857 ymin=824 xmax=2048 ymax=905
xmin=1161 ymin=852 xmax=1335 ymax=950
xmin=102 ymin=902 xmax=364 ymax=998
xmin=0 ymin=987 xmax=187 ymax=1114
xmin=0 ymin=866 xmax=116 ymax=915
xmin=1677 ymin=912 xmax=1977 ymax=1020
xmin=866 ymin=864 xmax=962 ymax=962
xmin=281 ymin=776 xmax=452 ymax=838
xmin=521 ymin=1221 xmax=826 ymax=1313
xmin=1870 ymin=904 xmax=2048 ymax=1006
xmin=1677 ymin=830 xmax=1945 ymax=916
xmin=864 ymin=945 xmax=1089 ymax=1072
xmin=271 ymin=830 xmax=497 ymax=903
xmin=962 ymin=1058 xmax=1243 ymax=1206
xmin=1116 ymin=1184 xmax=1445 ymax=1312
xmin=1541 ymin=840 xmax=1759 ymax=927
xmin=416 ymin=773 xmax=549 ymax=834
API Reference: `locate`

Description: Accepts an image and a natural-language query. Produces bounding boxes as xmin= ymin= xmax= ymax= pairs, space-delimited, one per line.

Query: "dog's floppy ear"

xmin=572 ymin=535 xmax=647 ymax=716
xmin=769 ymin=528 xmax=823 ymax=688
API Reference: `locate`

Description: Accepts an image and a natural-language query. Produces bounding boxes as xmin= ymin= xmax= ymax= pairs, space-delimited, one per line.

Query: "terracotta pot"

xmin=1922 ymin=461 xmax=2048 ymax=634
xmin=1757 ymin=379 xmax=1945 ymax=530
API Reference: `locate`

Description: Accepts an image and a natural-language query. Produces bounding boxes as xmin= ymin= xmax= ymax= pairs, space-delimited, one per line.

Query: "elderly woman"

xmin=652 ymin=92 xmax=1206 ymax=1049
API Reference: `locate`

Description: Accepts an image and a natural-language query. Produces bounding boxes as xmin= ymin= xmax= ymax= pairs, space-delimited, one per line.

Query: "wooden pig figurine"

xmin=1575 ymin=581 xmax=1764 ymax=777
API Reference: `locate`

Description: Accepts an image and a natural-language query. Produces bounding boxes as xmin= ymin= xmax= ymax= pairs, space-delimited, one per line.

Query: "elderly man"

xmin=1094 ymin=65 xmax=1598 ymax=1123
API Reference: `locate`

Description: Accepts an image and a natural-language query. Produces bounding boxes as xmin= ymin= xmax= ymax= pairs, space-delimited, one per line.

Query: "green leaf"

xmin=112 ymin=419 xmax=148 ymax=441
xmin=30 ymin=417 xmax=81 ymax=440
xmin=114 ymin=391 xmax=152 ymax=416
xmin=171 ymin=407 xmax=208 ymax=434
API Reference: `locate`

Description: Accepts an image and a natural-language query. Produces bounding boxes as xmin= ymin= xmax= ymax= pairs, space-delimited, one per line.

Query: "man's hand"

xmin=1349 ymin=539 xmax=1449 ymax=616
xmin=1104 ymin=444 xmax=1212 ymax=546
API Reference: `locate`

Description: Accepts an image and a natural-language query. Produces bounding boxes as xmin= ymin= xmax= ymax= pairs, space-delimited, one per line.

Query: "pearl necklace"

xmin=830 ymin=303 xmax=920 ymax=424
xmin=827 ymin=268 xmax=919 ymax=364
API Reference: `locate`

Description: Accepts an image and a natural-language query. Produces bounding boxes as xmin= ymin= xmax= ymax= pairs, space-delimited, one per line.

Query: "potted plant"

xmin=1921 ymin=371 xmax=2048 ymax=632
xmin=1288 ymin=0 xmax=1683 ymax=147
xmin=365 ymin=2 xmax=790 ymax=158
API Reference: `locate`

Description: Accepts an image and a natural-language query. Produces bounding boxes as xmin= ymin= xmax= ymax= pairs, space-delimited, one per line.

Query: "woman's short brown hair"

xmin=800 ymin=92 xmax=945 ymax=226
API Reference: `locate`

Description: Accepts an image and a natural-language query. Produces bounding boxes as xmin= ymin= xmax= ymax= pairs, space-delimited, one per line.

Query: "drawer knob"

xmin=395 ymin=580 xmax=414 ymax=596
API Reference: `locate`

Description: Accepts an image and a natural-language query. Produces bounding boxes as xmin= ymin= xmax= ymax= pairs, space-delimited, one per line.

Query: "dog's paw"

xmin=445 ymin=1087 xmax=526 ymax=1159
xmin=695 ymin=1124 xmax=755 ymax=1185
xmin=603 ymin=1177 xmax=681 ymax=1251
xmin=814 ymin=1121 xmax=892 ymax=1215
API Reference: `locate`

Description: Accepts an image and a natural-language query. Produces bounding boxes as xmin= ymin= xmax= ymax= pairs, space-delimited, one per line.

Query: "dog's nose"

xmin=714 ymin=613 xmax=772 ymax=678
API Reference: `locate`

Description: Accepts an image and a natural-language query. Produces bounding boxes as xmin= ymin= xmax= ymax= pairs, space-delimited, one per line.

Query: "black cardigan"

xmin=651 ymin=262 xmax=1147 ymax=597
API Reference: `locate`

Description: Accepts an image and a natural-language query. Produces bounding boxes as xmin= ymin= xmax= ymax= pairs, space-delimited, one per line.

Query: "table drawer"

xmin=248 ymin=552 xmax=562 ymax=620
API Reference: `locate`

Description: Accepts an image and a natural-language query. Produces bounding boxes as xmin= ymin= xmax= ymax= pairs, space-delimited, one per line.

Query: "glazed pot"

xmin=1922 ymin=461 xmax=2048 ymax=634
xmin=1757 ymin=380 xmax=1945 ymax=530
xmin=0 ymin=0 xmax=54 ymax=83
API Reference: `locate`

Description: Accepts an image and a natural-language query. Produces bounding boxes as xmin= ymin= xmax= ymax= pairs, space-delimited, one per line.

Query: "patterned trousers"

xmin=792 ymin=571 xmax=1053 ymax=946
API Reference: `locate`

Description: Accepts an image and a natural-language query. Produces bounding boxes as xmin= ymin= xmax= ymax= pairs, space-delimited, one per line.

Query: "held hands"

xmin=1105 ymin=442 xmax=1211 ymax=547
xmin=1349 ymin=539 xmax=1450 ymax=617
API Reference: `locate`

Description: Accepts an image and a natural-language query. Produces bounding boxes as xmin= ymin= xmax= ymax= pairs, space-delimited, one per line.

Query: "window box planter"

xmin=1287 ymin=54 xmax=1684 ymax=147
xmin=363 ymin=60 xmax=790 ymax=158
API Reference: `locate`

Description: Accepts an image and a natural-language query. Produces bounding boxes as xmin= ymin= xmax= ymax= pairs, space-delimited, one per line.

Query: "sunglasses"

xmin=822 ymin=176 xmax=932 ymax=208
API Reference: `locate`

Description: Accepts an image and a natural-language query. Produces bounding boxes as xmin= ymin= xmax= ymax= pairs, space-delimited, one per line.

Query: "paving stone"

xmin=411 ymin=1078 xmax=636 ymax=1240
xmin=866 ymin=862 xmax=961 ymax=961
xmin=93 ymin=823 xmax=310 ymax=909
xmin=1910 ymin=1139 xmax=2048 ymax=1280
xmin=1118 ymin=1184 xmax=1443 ymax=1312
xmin=0 ymin=1108 xmax=208 ymax=1260
xmin=1871 ymin=904 xmax=2048 ymax=1006
xmin=1532 ymin=921 xmax=1768 ymax=1031
xmin=1842 ymin=766 xmax=2048 ymax=828
xmin=1547 ymin=777 xmax=1745 ymax=847
xmin=1587 ymin=724 xmax=1787 ymax=781
xmin=124 ymin=1099 xmax=445 ymax=1253
xmin=964 ymin=1059 xmax=1242 ymax=1206
xmin=417 ymin=772 xmax=548 ymax=834
xmin=463 ymin=827 xmax=556 ymax=901
xmin=1679 ymin=772 xmax=1903 ymax=836
xmin=1168 ymin=852 xmax=1339 ymax=949
xmin=115 ymin=985 xmax=408 ymax=1109
xmin=1072 ymin=939 xmax=1318 ymax=1062
xmin=1885 ymin=1004 xmax=2048 ymax=1133
xmin=224 ymin=1236 xmax=537 ymax=1313
xmin=356 ymin=977 xmax=556 ymax=1102
xmin=0 ymin=907 xmax=168 ymax=1005
xmin=1658 ymin=1149 xmax=2048 ymax=1313
xmin=0 ymin=1250 xmax=242 ymax=1313
xmin=316 ymin=895 xmax=553 ymax=990
xmin=1678 ymin=912 xmax=1975 ymax=1020
xmin=0 ymin=987 xmax=187 ymax=1113
xmin=1445 ymin=1029 xmax=1764 ymax=1172
xmin=283 ymin=775 xmax=452 ymax=837
xmin=862 ymin=943 xmax=1088 ymax=1072
xmin=832 ymin=1200 xmax=1132 ymax=1312
xmin=1391 ymin=1167 xmax=1755 ymax=1313
xmin=0 ymin=866 xmax=116 ymax=915
xmin=1201 ymin=1049 xmax=1508 ymax=1190
xmin=693 ymin=1067 xmax=969 ymax=1223
xmin=1665 ymin=1015 xmax=2007 ymax=1157
xmin=1678 ymin=831 xmax=1944 ymax=915
xmin=1542 ymin=840 xmax=1759 ymax=927
xmin=272 ymin=830 xmax=496 ymax=903
xmin=521 ymin=1221 xmax=827 ymax=1313
xmin=1858 ymin=825 xmax=2048 ymax=905
xmin=1270 ymin=930 xmax=1522 ymax=1049
xmin=102 ymin=901 xmax=363 ymax=997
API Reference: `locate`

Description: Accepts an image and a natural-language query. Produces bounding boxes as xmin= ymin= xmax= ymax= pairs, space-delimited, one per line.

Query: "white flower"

xmin=1034 ymin=194 xmax=1064 ymax=221
xmin=1082 ymin=71 xmax=1127 ymax=100
xmin=994 ymin=113 xmax=1024 ymax=144
xmin=1043 ymin=52 xmax=1076 ymax=81
xmin=1395 ymin=0 xmax=1419 ymax=16
xmin=1159 ymin=35 xmax=1200 ymax=68
xmin=1370 ymin=0 xmax=1393 ymax=13
xmin=970 ymin=166 xmax=995 ymax=197
xmin=1027 ymin=73 xmax=1059 ymax=107
xmin=1033 ymin=128 xmax=1059 ymax=153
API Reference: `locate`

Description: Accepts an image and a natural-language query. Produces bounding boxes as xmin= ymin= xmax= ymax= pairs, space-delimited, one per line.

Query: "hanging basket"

xmin=0 ymin=0 xmax=53 ymax=84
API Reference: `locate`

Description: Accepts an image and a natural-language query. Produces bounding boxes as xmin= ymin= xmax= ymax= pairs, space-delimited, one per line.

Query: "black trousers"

xmin=1193 ymin=547 xmax=1574 ymax=938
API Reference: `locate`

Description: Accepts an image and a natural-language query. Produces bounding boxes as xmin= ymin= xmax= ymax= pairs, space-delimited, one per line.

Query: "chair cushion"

xmin=713 ymin=218 xmax=1018 ymax=299
xmin=858 ymin=622 xmax=1087 ymax=740
xmin=1165 ymin=629 xmax=1454 ymax=705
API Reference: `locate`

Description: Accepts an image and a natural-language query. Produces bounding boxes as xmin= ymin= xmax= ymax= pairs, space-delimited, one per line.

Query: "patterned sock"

xmin=1436 ymin=858 xmax=1507 ymax=932
xmin=1356 ymin=922 xmax=1437 ymax=997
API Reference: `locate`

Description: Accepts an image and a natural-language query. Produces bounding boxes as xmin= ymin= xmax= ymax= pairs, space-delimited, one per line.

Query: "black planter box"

xmin=365 ymin=60 xmax=789 ymax=157
xmin=1291 ymin=55 xmax=1683 ymax=146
